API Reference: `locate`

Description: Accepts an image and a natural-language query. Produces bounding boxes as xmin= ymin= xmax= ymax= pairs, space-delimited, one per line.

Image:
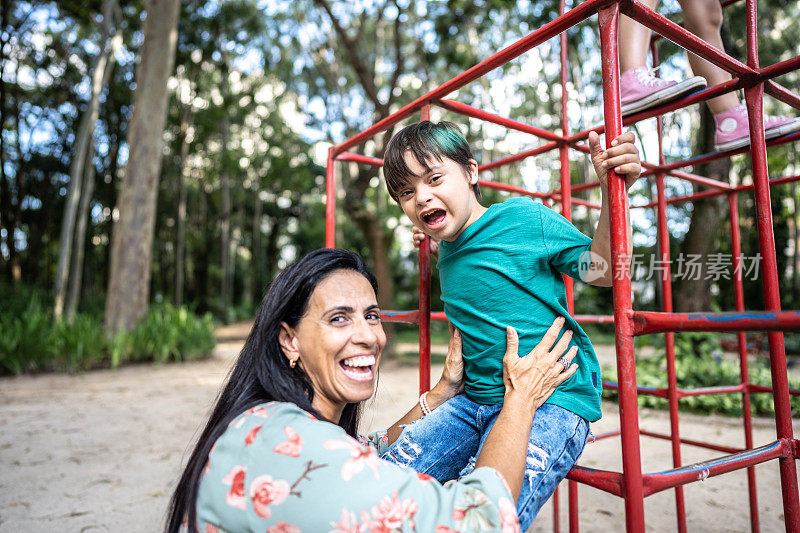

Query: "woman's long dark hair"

xmin=166 ymin=249 xmax=378 ymax=532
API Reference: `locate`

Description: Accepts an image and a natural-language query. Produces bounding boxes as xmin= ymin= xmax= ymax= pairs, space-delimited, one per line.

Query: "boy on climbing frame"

xmin=380 ymin=120 xmax=642 ymax=531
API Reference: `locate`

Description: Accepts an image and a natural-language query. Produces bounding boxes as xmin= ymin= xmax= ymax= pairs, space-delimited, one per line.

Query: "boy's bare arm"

xmin=586 ymin=131 xmax=642 ymax=287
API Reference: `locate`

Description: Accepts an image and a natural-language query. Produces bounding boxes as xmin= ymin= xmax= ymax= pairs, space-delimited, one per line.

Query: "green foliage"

xmin=603 ymin=332 xmax=800 ymax=417
xmin=0 ymin=300 xmax=216 ymax=375
xmin=112 ymin=304 xmax=216 ymax=366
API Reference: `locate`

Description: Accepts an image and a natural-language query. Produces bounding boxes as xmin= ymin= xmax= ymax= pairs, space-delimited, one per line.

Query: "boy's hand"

xmin=589 ymin=130 xmax=641 ymax=190
xmin=412 ymin=226 xmax=440 ymax=258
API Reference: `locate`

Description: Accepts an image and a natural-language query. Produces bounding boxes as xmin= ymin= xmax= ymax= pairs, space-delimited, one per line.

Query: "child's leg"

xmin=380 ymin=393 xmax=482 ymax=483
xmin=474 ymin=403 xmax=589 ymax=532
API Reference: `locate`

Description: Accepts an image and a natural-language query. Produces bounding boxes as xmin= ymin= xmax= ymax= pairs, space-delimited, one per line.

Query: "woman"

xmin=166 ymin=249 xmax=578 ymax=532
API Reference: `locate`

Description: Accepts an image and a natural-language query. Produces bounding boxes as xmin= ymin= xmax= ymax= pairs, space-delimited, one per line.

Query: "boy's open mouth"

xmin=421 ymin=209 xmax=446 ymax=227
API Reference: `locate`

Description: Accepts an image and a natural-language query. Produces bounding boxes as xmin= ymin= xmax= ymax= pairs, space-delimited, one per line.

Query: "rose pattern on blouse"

xmin=249 ymin=474 xmax=291 ymax=519
xmin=194 ymin=403 xmax=516 ymax=533
xmin=221 ymin=465 xmax=247 ymax=510
xmin=273 ymin=426 xmax=303 ymax=457
xmin=245 ymin=424 xmax=262 ymax=446
xmin=323 ymin=437 xmax=381 ymax=481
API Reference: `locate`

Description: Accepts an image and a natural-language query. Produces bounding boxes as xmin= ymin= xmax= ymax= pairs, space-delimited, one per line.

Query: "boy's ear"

xmin=278 ymin=322 xmax=301 ymax=366
xmin=468 ymin=159 xmax=479 ymax=184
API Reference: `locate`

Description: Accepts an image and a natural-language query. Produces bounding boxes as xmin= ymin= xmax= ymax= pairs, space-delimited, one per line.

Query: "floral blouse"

xmin=191 ymin=401 xmax=520 ymax=533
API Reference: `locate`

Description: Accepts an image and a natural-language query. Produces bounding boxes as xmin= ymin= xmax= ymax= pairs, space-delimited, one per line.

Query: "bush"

xmin=112 ymin=304 xmax=216 ymax=367
xmin=602 ymin=332 xmax=800 ymax=417
xmin=0 ymin=302 xmax=216 ymax=375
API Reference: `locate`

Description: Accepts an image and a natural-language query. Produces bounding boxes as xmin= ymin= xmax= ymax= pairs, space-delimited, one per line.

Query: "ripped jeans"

xmin=381 ymin=395 xmax=589 ymax=532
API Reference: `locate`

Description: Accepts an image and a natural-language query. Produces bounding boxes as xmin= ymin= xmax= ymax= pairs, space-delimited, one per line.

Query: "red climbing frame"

xmin=324 ymin=0 xmax=800 ymax=530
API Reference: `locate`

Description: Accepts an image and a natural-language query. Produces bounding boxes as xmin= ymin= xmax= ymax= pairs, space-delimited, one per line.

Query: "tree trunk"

xmin=264 ymin=216 xmax=281 ymax=287
xmin=55 ymin=0 xmax=120 ymax=318
xmin=219 ymin=60 xmax=232 ymax=320
xmin=672 ymin=106 xmax=731 ymax=312
xmin=104 ymin=0 xmax=180 ymax=335
xmin=0 ymin=0 xmax=10 ymax=282
xmin=251 ymin=185 xmax=262 ymax=303
xmin=65 ymin=144 xmax=97 ymax=321
xmin=174 ymin=105 xmax=191 ymax=306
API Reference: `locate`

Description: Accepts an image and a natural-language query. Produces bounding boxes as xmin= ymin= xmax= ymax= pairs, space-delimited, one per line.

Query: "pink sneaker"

xmin=620 ymin=67 xmax=707 ymax=116
xmin=714 ymin=104 xmax=800 ymax=151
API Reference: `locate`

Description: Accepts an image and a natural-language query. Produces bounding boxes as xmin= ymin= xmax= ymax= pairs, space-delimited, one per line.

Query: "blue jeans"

xmin=381 ymin=394 xmax=589 ymax=531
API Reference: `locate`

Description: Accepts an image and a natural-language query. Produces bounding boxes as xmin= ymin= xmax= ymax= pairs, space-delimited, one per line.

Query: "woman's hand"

xmin=429 ymin=325 xmax=465 ymax=405
xmin=412 ymin=226 xmax=440 ymax=259
xmin=502 ymin=317 xmax=578 ymax=418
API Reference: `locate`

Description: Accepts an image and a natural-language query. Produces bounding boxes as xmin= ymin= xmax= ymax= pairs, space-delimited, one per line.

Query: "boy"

xmin=380 ymin=121 xmax=641 ymax=530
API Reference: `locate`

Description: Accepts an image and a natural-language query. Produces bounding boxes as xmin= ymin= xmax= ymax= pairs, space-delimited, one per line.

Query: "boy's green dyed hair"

xmin=383 ymin=121 xmax=481 ymax=202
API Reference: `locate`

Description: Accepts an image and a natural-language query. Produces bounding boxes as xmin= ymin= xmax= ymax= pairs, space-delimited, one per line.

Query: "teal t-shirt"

xmin=438 ymin=196 xmax=602 ymax=422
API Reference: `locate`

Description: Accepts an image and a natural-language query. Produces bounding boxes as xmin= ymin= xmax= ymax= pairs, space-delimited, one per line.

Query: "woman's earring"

xmin=290 ymin=359 xmax=297 ymax=368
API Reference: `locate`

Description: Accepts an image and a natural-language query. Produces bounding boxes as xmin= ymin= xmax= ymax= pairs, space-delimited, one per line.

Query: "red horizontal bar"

xmin=477 ymin=179 xmax=550 ymax=198
xmin=633 ymin=173 xmax=800 ymax=209
xmin=566 ymin=466 xmax=624 ymax=497
xmin=333 ymin=0 xmax=605 ymax=155
xmin=639 ymin=430 xmax=744 ymax=454
xmin=665 ymin=168 xmax=734 ymax=190
xmin=382 ymin=310 xmax=448 ymax=324
xmin=436 ymin=99 xmax=565 ymax=143
xmin=575 ymin=314 xmax=615 ymax=324
xmin=631 ymin=310 xmax=800 ymax=336
xmin=549 ymin=194 xmax=602 ymax=210
xmin=749 ymin=384 xmax=800 ymax=397
xmin=642 ymin=439 xmax=792 ymax=496
xmin=336 ymin=152 xmax=384 ymax=166
xmin=479 ymin=141 xmax=559 ymax=171
xmin=645 ymin=129 xmax=800 ymax=175
xmin=757 ymin=55 xmax=800 ymax=85
xmin=677 ymin=383 xmax=746 ymax=398
xmin=765 ymin=80 xmax=800 ymax=111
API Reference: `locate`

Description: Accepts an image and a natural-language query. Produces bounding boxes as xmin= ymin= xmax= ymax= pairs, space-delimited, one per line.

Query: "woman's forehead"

xmin=308 ymin=270 xmax=377 ymax=310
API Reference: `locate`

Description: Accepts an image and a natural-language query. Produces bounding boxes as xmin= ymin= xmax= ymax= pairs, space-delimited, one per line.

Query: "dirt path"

xmin=0 ymin=322 xmax=795 ymax=532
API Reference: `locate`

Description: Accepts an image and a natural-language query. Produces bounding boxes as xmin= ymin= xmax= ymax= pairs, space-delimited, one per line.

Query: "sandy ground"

xmin=0 ymin=321 xmax=796 ymax=532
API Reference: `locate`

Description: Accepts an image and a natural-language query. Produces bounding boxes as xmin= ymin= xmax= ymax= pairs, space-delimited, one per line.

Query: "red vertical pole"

xmin=325 ymin=147 xmax=336 ymax=248
xmin=743 ymin=2 xmax=799 ymax=529
xmin=598 ymin=4 xmax=646 ymax=532
xmin=728 ymin=191 xmax=760 ymax=532
xmin=651 ymin=41 xmax=687 ymax=533
xmin=419 ymin=104 xmax=432 ymax=395
xmin=559 ymin=0 xmax=574 ymax=315
xmin=568 ymin=480 xmax=579 ymax=533
xmin=558 ymin=4 xmax=570 ymax=531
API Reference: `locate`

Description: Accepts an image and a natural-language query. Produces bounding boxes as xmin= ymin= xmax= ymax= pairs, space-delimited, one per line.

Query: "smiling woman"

xmin=166 ymin=248 xmax=578 ymax=533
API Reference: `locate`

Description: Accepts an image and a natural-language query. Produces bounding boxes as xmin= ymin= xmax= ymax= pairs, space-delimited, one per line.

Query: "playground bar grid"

xmin=323 ymin=0 xmax=800 ymax=530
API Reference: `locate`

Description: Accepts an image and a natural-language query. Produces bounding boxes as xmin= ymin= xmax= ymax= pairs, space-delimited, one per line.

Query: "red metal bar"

xmin=568 ymin=480 xmax=579 ymax=533
xmin=729 ymin=191 xmax=760 ymax=532
xmin=550 ymin=194 xmax=603 ymax=210
xmin=479 ymin=141 xmax=559 ymax=172
xmin=477 ymin=179 xmax=550 ymax=199
xmin=764 ymin=80 xmax=800 ymax=111
xmin=661 ymin=168 xmax=733 ymax=190
xmin=655 ymin=77 xmax=687 ymax=527
xmin=559 ymin=7 xmax=571 ymax=530
xmin=757 ymin=56 xmax=800 ymax=86
xmin=325 ymin=147 xmax=336 ymax=248
xmin=574 ymin=314 xmax=615 ymax=324
xmin=621 ymin=0 xmax=754 ymax=78
xmin=641 ymin=439 xmax=793 ymax=497
xmin=436 ymin=99 xmax=565 ymax=143
xmin=631 ymin=310 xmax=800 ymax=335
xmin=744 ymin=2 xmax=800 ymax=517
xmin=566 ymin=466 xmax=624 ymax=497
xmin=336 ymin=152 xmax=384 ymax=166
xmin=638 ymin=430 xmax=743 ymax=455
xmin=598 ymin=5 xmax=645 ymax=531
xmin=633 ymin=173 xmax=800 ymax=209
xmin=332 ymin=0 xmax=606 ymax=156
xmin=418 ymin=105 xmax=432 ymax=396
